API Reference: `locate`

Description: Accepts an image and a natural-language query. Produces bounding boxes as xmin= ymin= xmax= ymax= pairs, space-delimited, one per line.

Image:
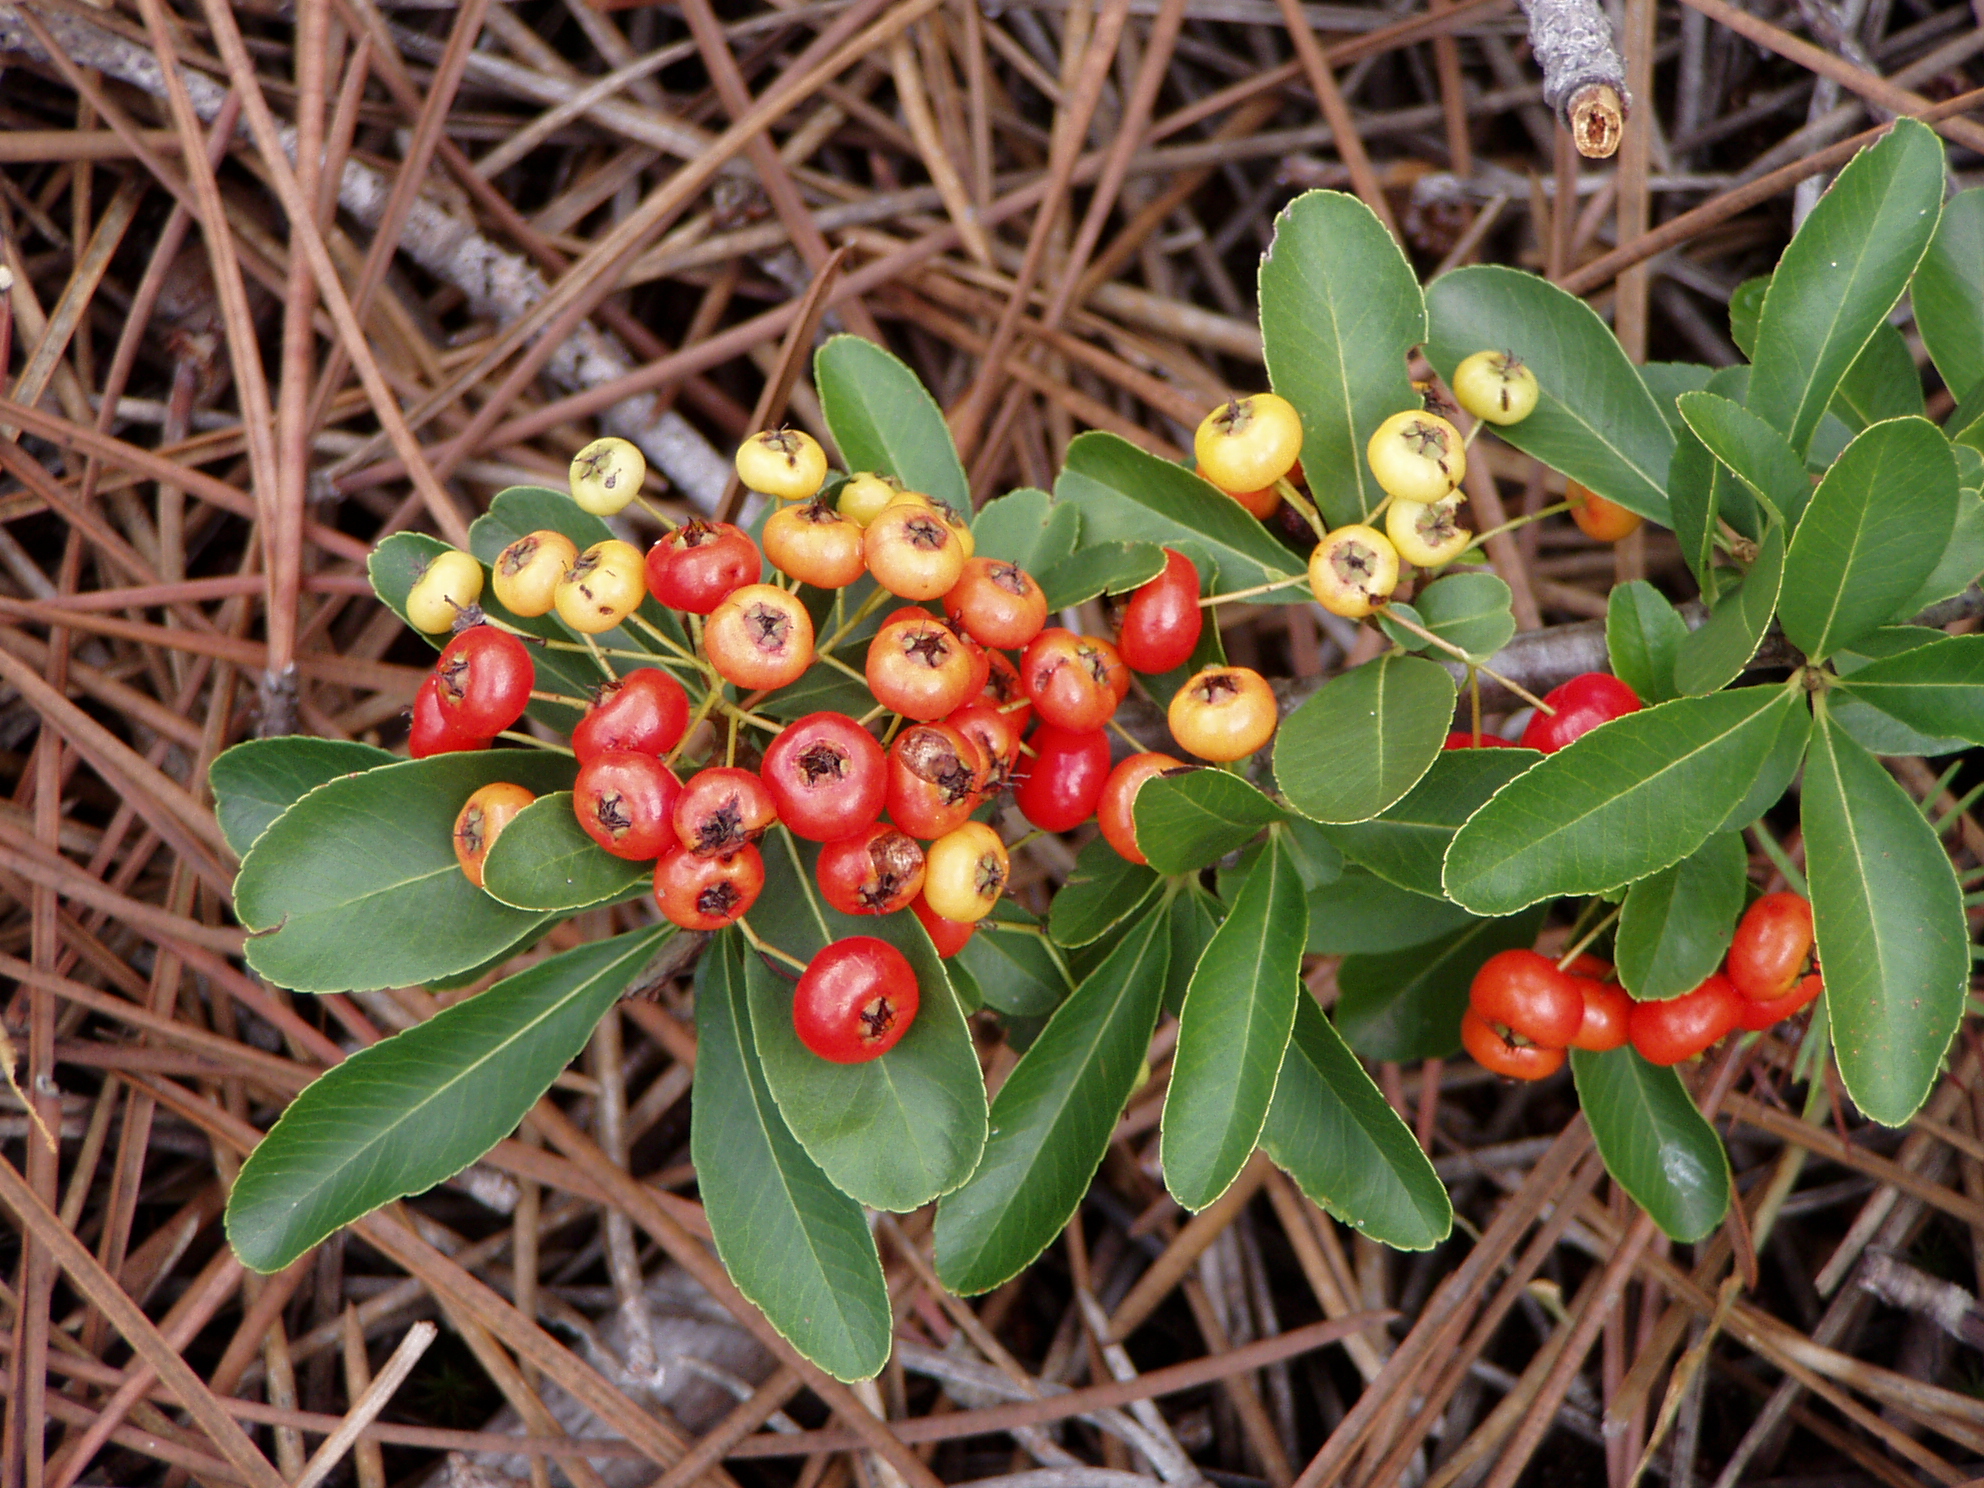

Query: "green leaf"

xmin=226 ymin=924 xmax=670 ymax=1272
xmin=958 ymin=902 xmax=1073 ymax=1018
xmin=1747 ymin=118 xmax=1945 ymax=457
xmin=1641 ymin=362 xmax=1718 ymax=440
xmin=1161 ymin=833 xmax=1305 ymax=1211
xmin=693 ymin=934 xmax=891 ymax=1382
xmin=1379 ymin=573 xmax=1514 ymax=663
xmin=1606 ymin=581 xmax=1688 ymax=705
xmin=1275 ymin=653 xmax=1454 ymax=824
xmin=1779 ymin=417 xmax=1959 ymax=661
xmin=1335 ymin=906 xmax=1547 ymax=1061
xmin=1728 ymin=276 xmax=1768 ymax=358
xmin=1425 ymin=265 xmax=1673 ymax=523
xmin=1164 ymin=884 xmax=1225 ymax=1017
xmin=970 ymin=488 xmax=1079 ymax=574
xmin=1261 ymin=995 xmax=1450 ymax=1250
xmin=478 ymin=793 xmax=651 ymax=912
xmin=1443 ymin=686 xmax=1799 ymax=916
xmin=1833 ymin=323 xmax=1925 ymax=430
xmin=1713 ymin=698 xmax=1811 ymax=833
xmin=1571 ymin=1047 xmax=1731 ymax=1243
xmin=1914 ymin=186 xmax=1984 ymax=402
xmin=1675 ymin=391 xmax=1809 ymax=529
xmin=815 ymin=335 xmax=969 ymax=510
xmin=1303 ymin=870 xmax=1476 ymax=955
xmin=1666 ymin=417 xmax=1721 ymax=592
xmin=1672 ymin=521 xmax=1785 ymax=696
xmin=1615 ymin=832 xmax=1748 ymax=1000
xmin=1035 ymin=541 xmax=1167 ymax=611
xmin=1049 ymin=834 xmax=1163 ymax=948
xmin=934 ymin=907 xmax=1170 ymax=1293
xmin=1832 ymin=632 xmax=1984 ymax=749
xmin=740 ymin=834 xmax=987 ymax=1211
xmin=1318 ymin=749 xmax=1536 ymax=899
xmin=1056 ymin=432 xmax=1305 ymax=594
xmin=1258 ymin=190 xmax=1427 ymax=527
xmin=235 ymin=752 xmax=575 ymax=992
xmin=210 ymin=738 xmax=398 ymax=859
xmin=1132 ymin=768 xmax=1287 ymax=875
xmin=1893 ymin=489 xmax=1984 ymax=619
xmin=1801 ymin=706 xmax=1969 ymax=1125
xmin=1829 ymin=627 xmax=1970 ymax=756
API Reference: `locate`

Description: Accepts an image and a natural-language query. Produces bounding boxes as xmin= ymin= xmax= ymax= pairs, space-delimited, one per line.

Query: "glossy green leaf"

xmin=478 ymin=793 xmax=651 ymax=912
xmin=211 ymin=738 xmax=398 ymax=859
xmin=1832 ymin=632 xmax=1984 ymax=748
xmin=1780 ymin=417 xmax=1958 ymax=661
xmin=1443 ymin=686 xmax=1799 ymax=916
xmin=1164 ymin=884 xmax=1225 ymax=1017
xmin=1641 ymin=362 xmax=1717 ymax=440
xmin=1571 ymin=1046 xmax=1731 ymax=1243
xmin=1380 ymin=573 xmax=1514 ymax=663
xmin=1827 ymin=628 xmax=1968 ymax=756
xmin=1335 ymin=905 xmax=1547 ymax=1061
xmin=935 ymin=907 xmax=1170 ymax=1293
xmin=1606 ymin=581 xmax=1688 ymax=705
xmin=1713 ymin=697 xmax=1811 ymax=834
xmin=1049 ymin=834 xmax=1163 ymax=948
xmin=740 ymin=834 xmax=986 ymax=1211
xmin=1728 ymin=276 xmax=1768 ymax=358
xmin=1319 ymin=749 xmax=1536 ymax=899
xmin=1262 ymin=995 xmax=1450 ymax=1250
xmin=226 ymin=924 xmax=670 ymax=1272
xmin=970 ymin=488 xmax=1079 ymax=574
xmin=1747 ymin=118 xmax=1945 ymax=457
xmin=1893 ymin=489 xmax=1984 ymax=620
xmin=1275 ymin=652 xmax=1454 ymax=824
xmin=815 ymin=335 xmax=969 ymax=510
xmin=1132 ymin=768 xmax=1287 ymax=875
xmin=1162 ymin=833 xmax=1305 ymax=1211
xmin=1914 ymin=186 xmax=1984 ymax=402
xmin=235 ymin=752 xmax=574 ymax=992
xmin=1615 ymin=832 xmax=1747 ymax=1000
xmin=1802 ymin=707 xmax=1968 ymax=1126
xmin=1056 ymin=432 xmax=1305 ymax=594
xmin=958 ymin=902 xmax=1073 ymax=1018
xmin=1676 ymin=392 xmax=1808 ymax=528
xmin=1035 ymin=542 xmax=1167 ymax=611
xmin=1672 ymin=521 xmax=1785 ymax=696
xmin=1425 ymin=265 xmax=1673 ymax=522
xmin=693 ymin=934 xmax=891 ymax=1381
xmin=1833 ymin=323 xmax=1925 ymax=429
xmin=1666 ymin=417 xmax=1720 ymax=592
xmin=1258 ymin=190 xmax=1427 ymax=526
xmin=1304 ymin=870 xmax=1476 ymax=955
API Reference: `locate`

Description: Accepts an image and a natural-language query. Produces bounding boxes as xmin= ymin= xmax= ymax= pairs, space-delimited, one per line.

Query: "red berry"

xmin=792 ymin=936 xmax=920 ymax=1062
xmin=944 ymin=558 xmax=1049 ymax=650
xmin=886 ymin=724 xmax=984 ymax=840
xmin=1460 ymin=1008 xmax=1565 ymax=1080
xmin=1468 ymin=949 xmax=1585 ymax=1049
xmin=574 ymin=751 xmax=682 ymax=861
xmin=433 ymin=625 xmax=535 ymax=738
xmin=409 ymin=675 xmax=492 ymax=758
xmin=1727 ymin=891 xmax=1814 ymax=1002
xmin=653 ymin=841 xmax=764 ymax=930
xmin=1519 ymin=673 xmax=1641 ymax=753
xmin=674 ymin=767 xmax=780 ymax=857
xmin=945 ymin=702 xmax=1023 ymax=796
xmin=1568 ymin=976 xmax=1631 ymax=1052
xmin=1095 ymin=752 xmax=1181 ymax=866
xmin=1021 ymin=629 xmax=1124 ymax=732
xmin=573 ymin=667 xmax=690 ymax=763
xmin=866 ymin=615 xmax=980 ymax=722
xmin=817 ymin=824 xmax=925 ymax=915
xmin=644 ymin=520 xmax=759 ymax=614
xmin=1442 ymin=730 xmax=1518 ymax=750
xmin=1628 ymin=973 xmax=1743 ymax=1066
xmin=1117 ymin=548 xmax=1203 ymax=674
xmin=1012 ymin=725 xmax=1111 ymax=834
xmin=1735 ymin=970 xmax=1825 ymax=1032
xmin=911 ymin=894 xmax=976 ymax=958
xmin=761 ymin=713 xmax=887 ymax=842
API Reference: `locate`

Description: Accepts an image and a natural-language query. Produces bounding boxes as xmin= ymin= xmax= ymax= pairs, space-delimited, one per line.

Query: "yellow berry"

xmin=554 ymin=539 xmax=646 ymax=634
xmin=1307 ymin=524 xmax=1400 ymax=618
xmin=491 ymin=530 xmax=577 ymax=617
xmin=736 ymin=429 xmax=827 ymax=501
xmin=1367 ymin=411 xmax=1465 ymax=502
xmin=1194 ymin=393 xmax=1303 ymax=494
xmin=838 ymin=472 xmax=902 ymax=526
xmin=569 ymin=437 xmax=647 ymax=516
xmin=1451 ymin=351 xmax=1540 ymax=426
xmin=406 ymin=549 xmax=484 ymax=633
xmin=1386 ymin=497 xmax=1472 ymax=569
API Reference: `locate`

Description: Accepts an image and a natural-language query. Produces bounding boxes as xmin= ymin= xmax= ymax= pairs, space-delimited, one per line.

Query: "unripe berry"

xmin=554 ymin=539 xmax=646 ymax=634
xmin=406 ymin=549 xmax=484 ymax=633
xmin=1367 ymin=410 xmax=1465 ymax=502
xmin=736 ymin=428 xmax=827 ymax=500
xmin=492 ymin=530 xmax=577 ymax=617
xmin=838 ymin=471 xmax=903 ymax=526
xmin=1386 ymin=497 xmax=1472 ymax=569
xmin=1308 ymin=524 xmax=1399 ymax=618
xmin=569 ymin=437 xmax=646 ymax=515
xmin=1451 ymin=351 xmax=1539 ymax=426
xmin=1194 ymin=393 xmax=1303 ymax=494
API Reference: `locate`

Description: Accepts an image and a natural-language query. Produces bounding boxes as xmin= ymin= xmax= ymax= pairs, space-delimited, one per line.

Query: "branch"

xmin=1515 ymin=0 xmax=1628 ymax=156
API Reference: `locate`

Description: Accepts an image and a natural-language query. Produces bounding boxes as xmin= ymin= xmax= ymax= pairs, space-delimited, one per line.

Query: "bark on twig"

xmin=1516 ymin=0 xmax=1629 ymax=155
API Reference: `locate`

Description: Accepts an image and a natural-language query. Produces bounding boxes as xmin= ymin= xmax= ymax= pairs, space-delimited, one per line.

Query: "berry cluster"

xmin=1463 ymin=890 xmax=1822 ymax=1080
xmin=408 ymin=431 xmax=1282 ymax=1065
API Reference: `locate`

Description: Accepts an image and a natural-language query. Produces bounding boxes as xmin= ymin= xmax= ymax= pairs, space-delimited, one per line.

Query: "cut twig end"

xmin=1568 ymin=83 xmax=1626 ymax=158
